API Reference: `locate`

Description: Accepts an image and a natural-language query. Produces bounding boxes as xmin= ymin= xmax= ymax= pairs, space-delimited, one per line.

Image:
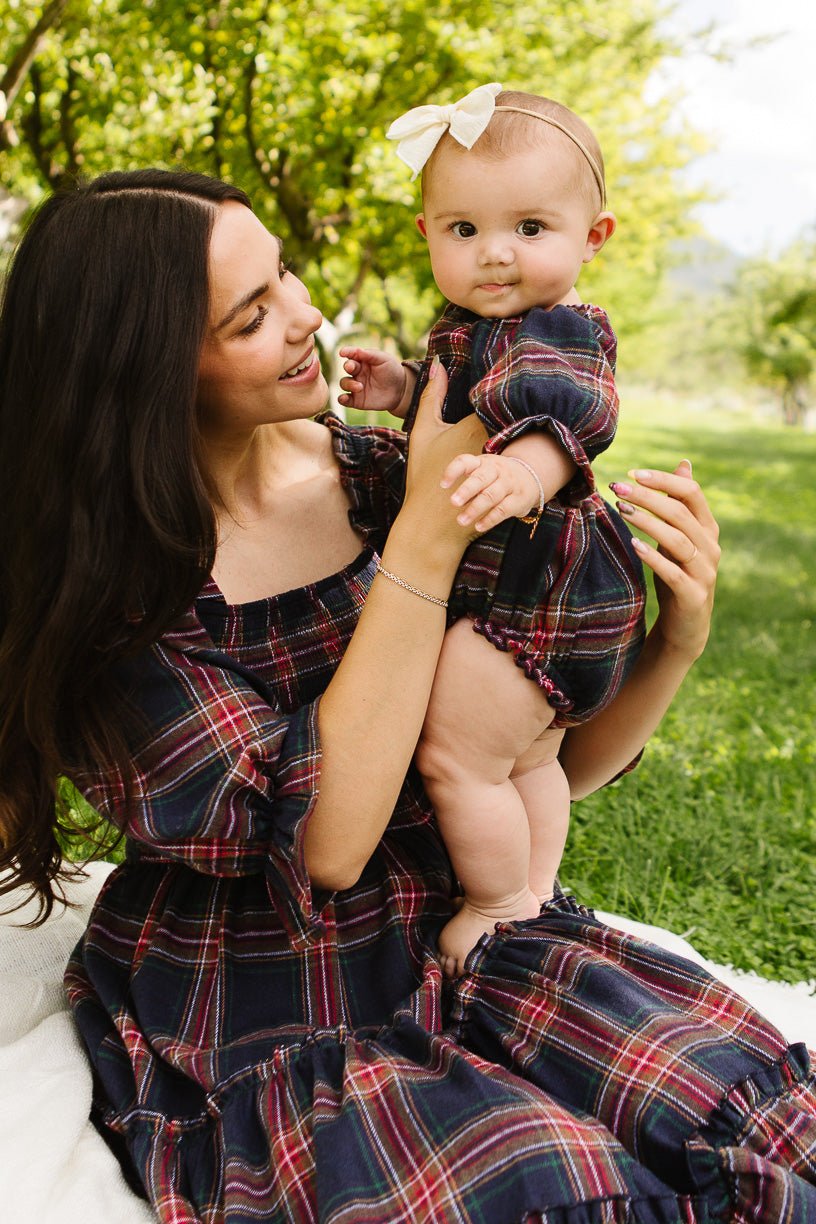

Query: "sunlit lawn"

xmin=561 ymin=388 xmax=816 ymax=983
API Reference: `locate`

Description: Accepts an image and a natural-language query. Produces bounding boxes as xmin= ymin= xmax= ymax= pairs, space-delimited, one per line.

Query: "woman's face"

xmin=197 ymin=201 xmax=327 ymax=431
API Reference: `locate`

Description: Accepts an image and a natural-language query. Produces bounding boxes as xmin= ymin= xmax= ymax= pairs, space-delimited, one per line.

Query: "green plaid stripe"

xmin=65 ymin=420 xmax=816 ymax=1222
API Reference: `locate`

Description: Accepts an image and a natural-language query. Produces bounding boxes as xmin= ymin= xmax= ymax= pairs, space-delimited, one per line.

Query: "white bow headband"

xmin=386 ymin=82 xmax=606 ymax=208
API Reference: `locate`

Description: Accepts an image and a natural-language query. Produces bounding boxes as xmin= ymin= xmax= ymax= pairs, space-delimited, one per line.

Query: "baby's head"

xmin=399 ymin=88 xmax=615 ymax=318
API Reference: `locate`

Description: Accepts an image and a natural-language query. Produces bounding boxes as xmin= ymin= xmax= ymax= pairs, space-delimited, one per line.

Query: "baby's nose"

xmin=478 ymin=235 xmax=514 ymax=264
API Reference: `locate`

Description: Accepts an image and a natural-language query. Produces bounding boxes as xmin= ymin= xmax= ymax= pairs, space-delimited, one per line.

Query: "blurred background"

xmin=2 ymin=0 xmax=813 ymax=982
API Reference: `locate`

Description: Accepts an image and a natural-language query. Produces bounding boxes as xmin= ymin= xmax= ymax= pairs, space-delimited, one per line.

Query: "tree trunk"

xmin=0 ymin=0 xmax=71 ymax=149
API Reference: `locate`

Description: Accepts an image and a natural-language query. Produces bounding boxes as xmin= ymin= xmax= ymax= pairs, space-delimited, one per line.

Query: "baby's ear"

xmin=583 ymin=212 xmax=616 ymax=263
xmin=415 ymin=214 xmax=428 ymax=239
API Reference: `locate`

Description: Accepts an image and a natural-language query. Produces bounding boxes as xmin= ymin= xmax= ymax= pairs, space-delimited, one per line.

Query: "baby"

xmin=340 ymin=84 xmax=646 ymax=977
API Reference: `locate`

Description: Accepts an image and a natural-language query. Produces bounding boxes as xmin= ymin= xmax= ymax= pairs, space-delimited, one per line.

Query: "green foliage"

xmin=56 ymin=777 xmax=125 ymax=865
xmin=563 ymin=392 xmax=816 ymax=983
xmin=1 ymin=0 xmax=706 ymax=339
xmin=735 ymin=238 xmax=816 ymax=424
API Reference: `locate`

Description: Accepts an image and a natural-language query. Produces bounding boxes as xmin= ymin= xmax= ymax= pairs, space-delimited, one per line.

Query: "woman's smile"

xmin=280 ymin=347 xmax=319 ymax=382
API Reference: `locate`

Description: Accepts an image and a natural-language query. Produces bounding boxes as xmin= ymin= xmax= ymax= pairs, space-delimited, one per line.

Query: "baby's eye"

xmin=240 ymin=305 xmax=268 ymax=337
xmin=450 ymin=221 xmax=477 ymax=239
xmin=517 ymin=219 xmax=545 ymax=237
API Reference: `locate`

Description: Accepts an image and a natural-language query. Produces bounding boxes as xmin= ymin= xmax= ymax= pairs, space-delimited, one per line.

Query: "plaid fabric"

xmin=403 ymin=304 xmax=620 ymax=504
xmin=66 ymin=418 xmax=816 ymax=1223
xmin=401 ymin=304 xmax=646 ymax=724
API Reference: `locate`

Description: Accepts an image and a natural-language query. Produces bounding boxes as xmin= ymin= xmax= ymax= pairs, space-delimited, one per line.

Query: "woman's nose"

xmin=286 ymin=279 xmax=323 ymax=338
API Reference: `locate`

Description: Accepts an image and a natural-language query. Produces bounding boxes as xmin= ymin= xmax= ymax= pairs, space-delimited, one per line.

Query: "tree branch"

xmin=242 ymin=53 xmax=315 ymax=259
xmin=58 ymin=63 xmax=79 ymax=179
xmin=0 ymin=0 xmax=71 ymax=150
xmin=19 ymin=64 xmax=54 ymax=184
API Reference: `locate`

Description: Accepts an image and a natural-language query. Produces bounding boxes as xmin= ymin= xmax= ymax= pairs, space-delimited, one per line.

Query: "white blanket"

xmin=1 ymin=862 xmax=813 ymax=1224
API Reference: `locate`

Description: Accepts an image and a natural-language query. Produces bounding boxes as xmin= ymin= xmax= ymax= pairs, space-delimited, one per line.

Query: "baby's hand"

xmin=442 ymin=452 xmax=541 ymax=533
xmin=338 ymin=346 xmax=413 ymax=416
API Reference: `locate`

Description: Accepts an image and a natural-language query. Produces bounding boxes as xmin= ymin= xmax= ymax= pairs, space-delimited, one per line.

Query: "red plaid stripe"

xmin=65 ymin=420 xmax=816 ymax=1222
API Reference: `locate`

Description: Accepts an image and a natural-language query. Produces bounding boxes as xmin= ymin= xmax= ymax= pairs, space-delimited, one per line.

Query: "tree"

xmin=1 ymin=0 xmax=708 ymax=359
xmin=736 ymin=237 xmax=816 ymax=425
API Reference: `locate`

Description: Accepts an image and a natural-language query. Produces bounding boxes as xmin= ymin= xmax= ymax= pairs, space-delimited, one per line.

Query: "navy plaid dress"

xmin=404 ymin=303 xmax=646 ymax=724
xmin=66 ymin=418 xmax=816 ymax=1222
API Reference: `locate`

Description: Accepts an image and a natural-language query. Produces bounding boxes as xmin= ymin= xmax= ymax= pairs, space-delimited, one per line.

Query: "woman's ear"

xmin=415 ymin=214 xmax=428 ymax=239
xmin=583 ymin=212 xmax=616 ymax=263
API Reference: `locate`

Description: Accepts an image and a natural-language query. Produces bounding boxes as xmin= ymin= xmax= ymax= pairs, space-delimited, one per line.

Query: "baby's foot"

xmin=438 ymin=888 xmax=540 ymax=979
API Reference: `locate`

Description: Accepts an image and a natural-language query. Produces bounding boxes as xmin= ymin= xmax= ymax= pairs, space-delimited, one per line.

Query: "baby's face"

xmin=418 ymin=139 xmax=602 ymax=317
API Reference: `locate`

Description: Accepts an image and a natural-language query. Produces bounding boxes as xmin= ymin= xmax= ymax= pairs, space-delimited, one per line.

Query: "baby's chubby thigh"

xmin=414 ymin=617 xmax=558 ymax=788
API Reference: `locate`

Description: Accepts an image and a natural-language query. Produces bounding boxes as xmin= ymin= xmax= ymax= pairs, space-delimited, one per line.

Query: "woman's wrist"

xmin=649 ymin=615 xmax=709 ymax=667
xmin=382 ymin=512 xmax=462 ymax=598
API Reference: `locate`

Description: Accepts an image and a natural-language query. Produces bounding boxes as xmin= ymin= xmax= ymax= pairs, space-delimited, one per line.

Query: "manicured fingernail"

xmin=429 ymin=354 xmax=441 ymax=380
xmin=609 ymin=481 xmax=632 ymax=496
xmin=631 ymin=537 xmax=647 ymax=552
xmin=629 ymin=469 xmax=653 ymax=481
xmin=616 ymin=499 xmax=635 ymax=516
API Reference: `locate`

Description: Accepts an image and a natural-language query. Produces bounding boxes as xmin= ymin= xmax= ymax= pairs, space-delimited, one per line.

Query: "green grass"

xmin=64 ymin=393 xmax=815 ymax=983
xmin=561 ymin=389 xmax=816 ymax=983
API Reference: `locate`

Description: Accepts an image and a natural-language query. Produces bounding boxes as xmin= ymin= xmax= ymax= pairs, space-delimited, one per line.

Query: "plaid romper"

xmin=66 ymin=418 xmax=816 ymax=1223
xmin=404 ymin=303 xmax=646 ymax=725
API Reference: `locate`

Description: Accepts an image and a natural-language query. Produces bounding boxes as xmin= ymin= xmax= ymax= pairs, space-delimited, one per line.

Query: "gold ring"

xmin=684 ymin=544 xmax=699 ymax=565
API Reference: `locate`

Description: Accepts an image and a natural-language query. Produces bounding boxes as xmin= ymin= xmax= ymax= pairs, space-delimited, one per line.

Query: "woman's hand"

xmin=401 ymin=359 xmax=488 ymax=551
xmin=611 ymin=459 xmax=720 ymax=661
xmin=560 ymin=460 xmax=720 ymax=800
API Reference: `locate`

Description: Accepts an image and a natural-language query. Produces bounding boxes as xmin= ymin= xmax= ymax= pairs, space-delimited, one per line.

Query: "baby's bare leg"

xmin=511 ymin=729 xmax=569 ymax=904
xmin=415 ymin=619 xmax=558 ymax=977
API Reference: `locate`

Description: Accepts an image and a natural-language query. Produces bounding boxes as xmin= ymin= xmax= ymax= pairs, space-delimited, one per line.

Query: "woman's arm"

xmin=559 ymin=461 xmax=720 ymax=800
xmin=304 ymin=364 xmax=488 ymax=889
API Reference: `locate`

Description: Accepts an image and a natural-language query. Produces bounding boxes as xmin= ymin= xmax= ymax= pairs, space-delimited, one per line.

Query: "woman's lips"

xmin=279 ymin=349 xmax=319 ymax=382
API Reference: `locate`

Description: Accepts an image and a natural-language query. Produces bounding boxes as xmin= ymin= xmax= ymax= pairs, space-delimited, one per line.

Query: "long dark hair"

xmin=0 ymin=169 xmax=251 ymax=920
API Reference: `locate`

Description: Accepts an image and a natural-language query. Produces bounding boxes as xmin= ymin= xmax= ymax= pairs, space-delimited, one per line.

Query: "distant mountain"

xmin=667 ymin=236 xmax=744 ymax=297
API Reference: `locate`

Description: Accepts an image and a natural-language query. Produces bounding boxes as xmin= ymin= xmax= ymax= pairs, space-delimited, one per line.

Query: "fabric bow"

xmin=386 ymin=82 xmax=502 ymax=179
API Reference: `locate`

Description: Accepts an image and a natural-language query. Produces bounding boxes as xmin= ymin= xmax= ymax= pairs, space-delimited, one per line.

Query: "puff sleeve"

xmin=76 ymin=610 xmax=325 ymax=944
xmin=471 ymin=305 xmax=619 ymax=504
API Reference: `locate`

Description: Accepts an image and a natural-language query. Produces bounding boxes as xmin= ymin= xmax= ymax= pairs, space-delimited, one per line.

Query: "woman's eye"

xmin=518 ymin=220 xmax=544 ymax=237
xmin=240 ymin=305 xmax=268 ymax=337
xmin=279 ymin=259 xmax=291 ymax=279
xmin=451 ymin=222 xmax=476 ymax=239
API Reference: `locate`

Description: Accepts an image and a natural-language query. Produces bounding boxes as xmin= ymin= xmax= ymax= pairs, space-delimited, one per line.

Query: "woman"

xmin=0 ymin=169 xmax=813 ymax=1223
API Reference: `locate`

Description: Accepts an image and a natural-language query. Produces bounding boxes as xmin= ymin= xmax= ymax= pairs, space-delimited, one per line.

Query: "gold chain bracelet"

xmin=375 ymin=562 xmax=448 ymax=607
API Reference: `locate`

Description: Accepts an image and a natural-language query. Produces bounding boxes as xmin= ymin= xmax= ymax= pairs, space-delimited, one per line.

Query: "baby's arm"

xmin=441 ymin=433 xmax=575 ymax=534
xmin=472 ymin=306 xmax=619 ymax=505
xmin=338 ymin=346 xmax=417 ymax=417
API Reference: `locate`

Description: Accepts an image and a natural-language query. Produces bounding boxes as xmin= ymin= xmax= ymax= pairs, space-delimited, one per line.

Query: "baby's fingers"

xmin=440 ymin=453 xmax=480 ymax=490
xmin=338 ymin=346 xmax=369 ymax=363
xmin=472 ymin=497 xmax=516 ymax=533
xmin=448 ymin=461 xmax=499 ymax=512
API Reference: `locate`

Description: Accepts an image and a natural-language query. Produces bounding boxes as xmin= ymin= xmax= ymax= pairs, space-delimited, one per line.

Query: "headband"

xmin=386 ymin=82 xmax=606 ymax=208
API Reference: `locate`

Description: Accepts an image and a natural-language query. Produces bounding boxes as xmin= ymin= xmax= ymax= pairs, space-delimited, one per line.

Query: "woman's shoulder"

xmin=316 ymin=410 xmax=407 ymax=479
xmin=315 ymin=411 xmax=408 ymax=546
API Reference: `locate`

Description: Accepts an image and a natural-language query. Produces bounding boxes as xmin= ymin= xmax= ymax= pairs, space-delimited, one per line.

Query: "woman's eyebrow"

xmin=216 ymin=282 xmax=270 ymax=332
